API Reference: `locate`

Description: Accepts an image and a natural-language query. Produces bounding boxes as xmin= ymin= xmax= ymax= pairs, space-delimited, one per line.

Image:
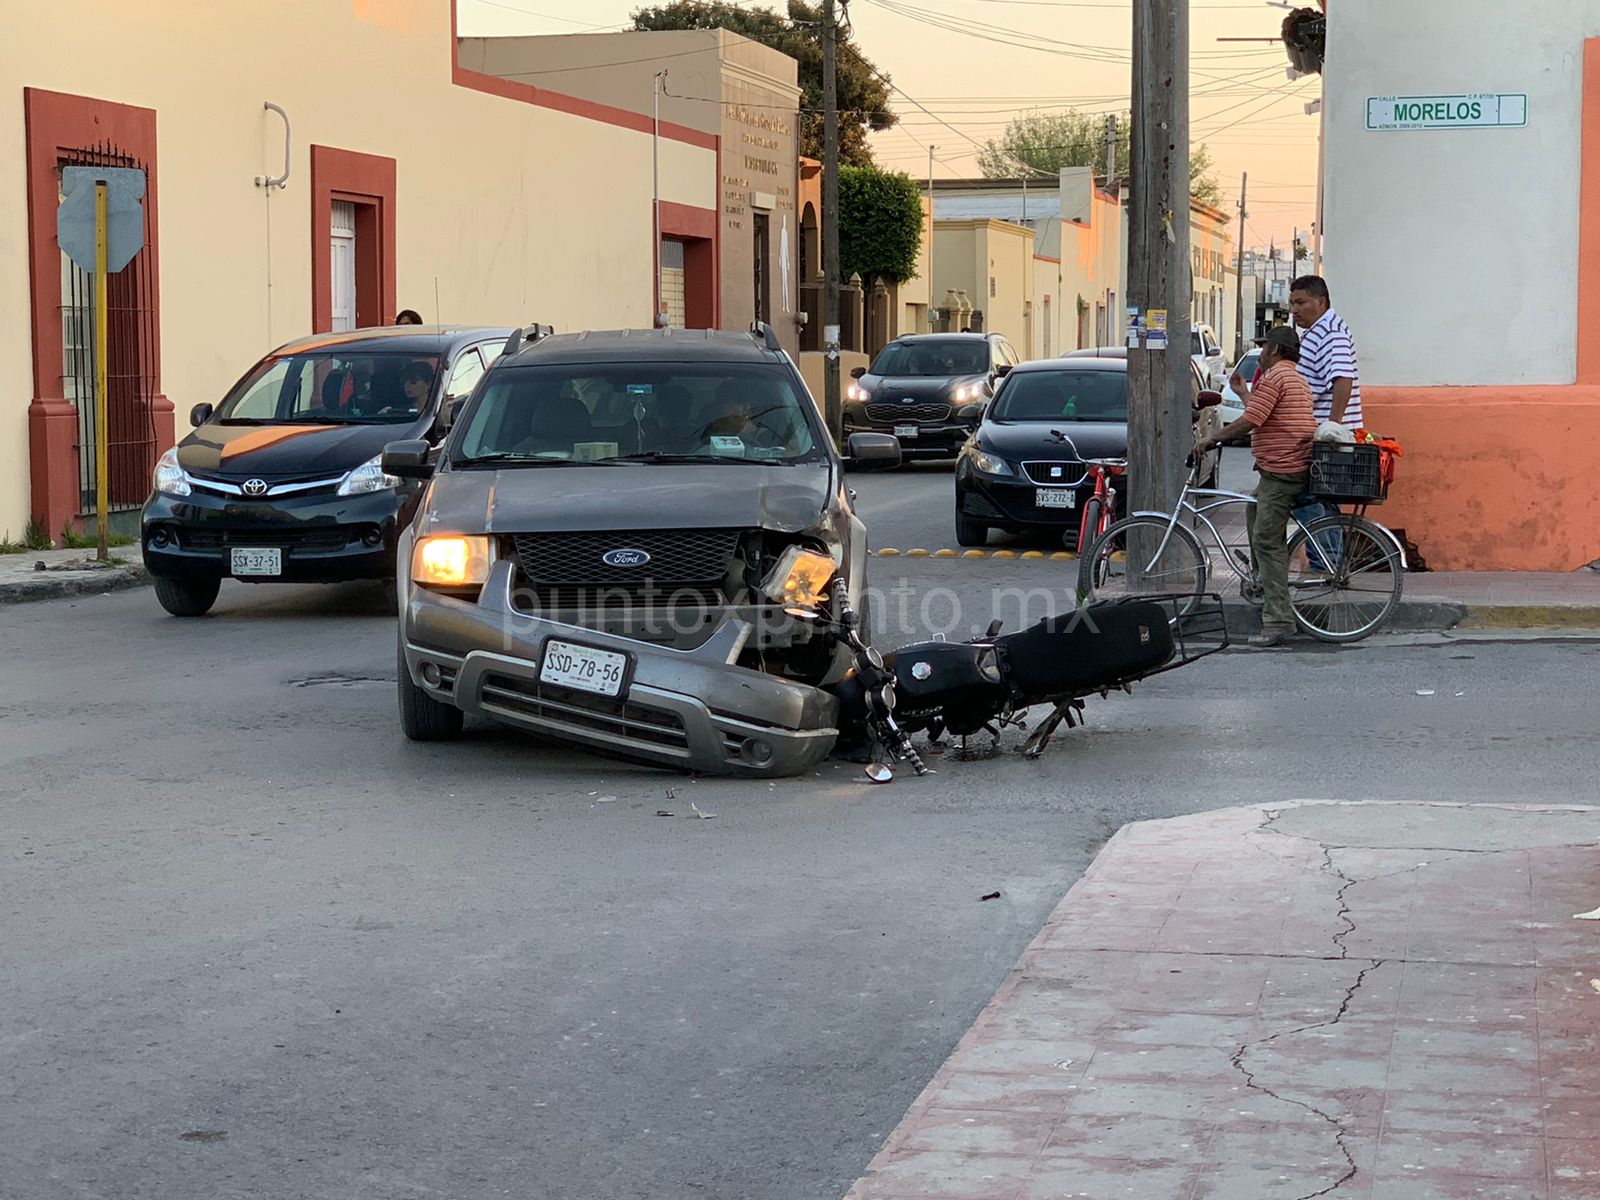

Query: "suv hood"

xmin=422 ymin=462 xmax=835 ymax=536
xmin=179 ymin=421 xmax=423 ymax=479
xmin=865 ymin=374 xmax=982 ymax=401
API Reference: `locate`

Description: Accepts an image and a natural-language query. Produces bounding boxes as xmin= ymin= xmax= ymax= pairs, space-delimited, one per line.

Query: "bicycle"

xmin=1063 ymin=433 xmax=1127 ymax=554
xmin=1077 ymin=455 xmax=1406 ymax=642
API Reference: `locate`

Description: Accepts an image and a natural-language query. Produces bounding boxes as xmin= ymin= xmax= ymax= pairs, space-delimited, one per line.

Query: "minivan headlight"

xmin=337 ymin=454 xmax=400 ymax=497
xmin=152 ymin=446 xmax=192 ymax=497
xmin=412 ymin=535 xmax=495 ymax=588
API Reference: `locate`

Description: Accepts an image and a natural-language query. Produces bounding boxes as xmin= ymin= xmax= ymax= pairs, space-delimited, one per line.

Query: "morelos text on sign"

xmin=1366 ymin=93 xmax=1528 ymax=131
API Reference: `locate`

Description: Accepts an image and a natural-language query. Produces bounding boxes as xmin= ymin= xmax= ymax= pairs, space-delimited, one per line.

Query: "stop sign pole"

xmin=93 ymin=182 xmax=109 ymax=562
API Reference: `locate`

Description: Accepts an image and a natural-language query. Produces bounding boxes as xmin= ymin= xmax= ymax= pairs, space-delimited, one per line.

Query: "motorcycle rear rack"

xmin=1134 ymin=592 xmax=1231 ymax=680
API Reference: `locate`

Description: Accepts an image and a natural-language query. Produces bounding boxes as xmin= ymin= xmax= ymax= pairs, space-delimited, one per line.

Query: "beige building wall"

xmin=0 ymin=0 xmax=716 ymax=538
xmin=932 ymin=219 xmax=1035 ymax=353
xmin=461 ymin=28 xmax=803 ymax=352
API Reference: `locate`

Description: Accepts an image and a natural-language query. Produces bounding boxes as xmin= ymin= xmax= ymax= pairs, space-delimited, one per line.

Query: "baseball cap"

xmin=1255 ymin=325 xmax=1301 ymax=356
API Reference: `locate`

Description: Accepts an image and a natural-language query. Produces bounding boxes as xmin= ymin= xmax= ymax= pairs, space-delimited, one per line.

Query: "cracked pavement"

xmin=843 ymin=801 xmax=1600 ymax=1200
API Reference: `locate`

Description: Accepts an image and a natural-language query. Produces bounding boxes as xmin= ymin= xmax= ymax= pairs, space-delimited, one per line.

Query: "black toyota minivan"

xmin=141 ymin=326 xmax=511 ymax=615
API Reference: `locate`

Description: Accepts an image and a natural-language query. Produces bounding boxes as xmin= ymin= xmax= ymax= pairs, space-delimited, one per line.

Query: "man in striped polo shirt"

xmin=1290 ymin=275 xmax=1362 ymax=428
xmin=1197 ymin=326 xmax=1316 ymax=647
xmin=1289 ymin=275 xmax=1362 ymax=564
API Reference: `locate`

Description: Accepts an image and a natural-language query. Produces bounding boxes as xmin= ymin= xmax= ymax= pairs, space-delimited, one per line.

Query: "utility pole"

xmin=1127 ymin=0 xmax=1192 ymax=569
xmin=927 ymin=144 xmax=936 ymax=331
xmin=1234 ymin=172 xmax=1248 ymax=360
xmin=821 ymin=0 xmax=843 ymax=445
xmin=1103 ymin=113 xmax=1118 ymax=189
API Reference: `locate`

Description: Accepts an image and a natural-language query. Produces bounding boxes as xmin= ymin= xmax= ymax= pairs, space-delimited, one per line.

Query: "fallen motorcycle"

xmin=829 ymin=581 xmax=1228 ymax=772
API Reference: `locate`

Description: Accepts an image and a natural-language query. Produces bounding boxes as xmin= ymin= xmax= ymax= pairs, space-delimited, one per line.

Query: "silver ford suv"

xmin=383 ymin=324 xmax=899 ymax=776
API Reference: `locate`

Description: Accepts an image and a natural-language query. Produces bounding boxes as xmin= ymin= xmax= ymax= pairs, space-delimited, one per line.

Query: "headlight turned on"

xmin=761 ymin=544 xmax=837 ymax=613
xmin=846 ymin=382 xmax=871 ymax=401
xmin=412 ymin=535 xmax=495 ymax=591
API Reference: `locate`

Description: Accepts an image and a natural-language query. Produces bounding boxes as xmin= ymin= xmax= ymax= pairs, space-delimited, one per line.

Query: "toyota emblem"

xmin=242 ymin=478 xmax=269 ymax=497
xmin=601 ymin=548 xmax=651 ymax=568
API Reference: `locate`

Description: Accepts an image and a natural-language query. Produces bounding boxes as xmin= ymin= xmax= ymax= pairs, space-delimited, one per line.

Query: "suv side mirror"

xmin=434 ymin=397 xmax=466 ymax=437
xmin=843 ymin=432 xmax=901 ymax=472
xmin=849 ymin=365 xmax=867 ymax=380
xmin=1196 ymin=389 xmax=1224 ymax=410
xmin=994 ymin=364 xmax=1012 ymax=379
xmin=382 ymin=439 xmax=434 ymax=480
xmin=190 ymin=402 xmax=214 ymax=427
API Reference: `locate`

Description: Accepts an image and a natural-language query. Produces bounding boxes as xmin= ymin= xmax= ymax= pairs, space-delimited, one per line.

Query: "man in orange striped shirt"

xmin=1196 ymin=326 xmax=1316 ymax=646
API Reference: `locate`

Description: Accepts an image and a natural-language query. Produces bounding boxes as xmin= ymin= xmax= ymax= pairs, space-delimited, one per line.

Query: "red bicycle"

xmin=1055 ymin=432 xmax=1127 ymax=553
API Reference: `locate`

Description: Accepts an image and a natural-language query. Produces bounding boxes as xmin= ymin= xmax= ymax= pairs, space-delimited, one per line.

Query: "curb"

xmin=0 ymin=563 xmax=150 ymax=605
xmin=1457 ymin=604 xmax=1600 ymax=630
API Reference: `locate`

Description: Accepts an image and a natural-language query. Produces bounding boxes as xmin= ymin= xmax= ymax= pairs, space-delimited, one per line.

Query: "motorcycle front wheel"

xmin=1078 ymin=515 xmax=1208 ymax=614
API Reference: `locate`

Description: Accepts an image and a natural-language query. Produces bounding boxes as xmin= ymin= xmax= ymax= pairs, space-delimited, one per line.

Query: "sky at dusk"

xmin=458 ymin=0 xmax=1321 ymax=250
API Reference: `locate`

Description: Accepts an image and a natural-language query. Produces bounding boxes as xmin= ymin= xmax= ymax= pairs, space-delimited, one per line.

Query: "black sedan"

xmin=844 ymin=332 xmax=1019 ymax=461
xmin=142 ymin=325 xmax=510 ymax=615
xmin=953 ymin=357 xmax=1220 ymax=548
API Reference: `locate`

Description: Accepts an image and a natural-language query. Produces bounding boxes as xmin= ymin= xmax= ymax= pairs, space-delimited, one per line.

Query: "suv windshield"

xmin=215 ymin=352 xmax=441 ymax=425
xmin=870 ymin=338 xmax=988 ymax=378
xmin=454 ymin=364 xmax=821 ymax=465
xmin=990 ymin=370 xmax=1127 ymax=423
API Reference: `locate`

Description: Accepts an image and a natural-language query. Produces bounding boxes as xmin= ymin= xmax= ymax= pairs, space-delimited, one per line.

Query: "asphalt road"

xmin=847 ymin=446 xmax=1258 ymax=553
xmin=5 ymin=560 xmax=1599 ymax=1200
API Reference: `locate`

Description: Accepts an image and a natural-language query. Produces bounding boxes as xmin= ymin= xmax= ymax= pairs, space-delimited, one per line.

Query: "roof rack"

xmin=749 ymin=321 xmax=782 ymax=352
xmin=502 ymin=323 xmax=555 ymax=357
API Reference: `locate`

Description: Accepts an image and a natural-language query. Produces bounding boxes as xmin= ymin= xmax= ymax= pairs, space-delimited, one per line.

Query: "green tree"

xmin=978 ymin=110 xmax=1221 ymax=207
xmin=837 ymin=165 xmax=924 ymax=284
xmin=631 ymin=1 xmax=897 ymax=166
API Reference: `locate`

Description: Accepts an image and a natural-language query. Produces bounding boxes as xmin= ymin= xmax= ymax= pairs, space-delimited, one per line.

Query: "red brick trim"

xmin=310 ymin=146 xmax=397 ymax=333
xmin=23 ymin=87 xmax=167 ymax=536
xmin=659 ymin=202 xmax=719 ymax=330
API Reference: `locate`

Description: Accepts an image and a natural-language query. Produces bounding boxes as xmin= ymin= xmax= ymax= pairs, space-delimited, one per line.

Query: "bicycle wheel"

xmin=1078 ymin=515 xmax=1208 ymax=612
xmin=1287 ymin=515 xmax=1404 ymax=642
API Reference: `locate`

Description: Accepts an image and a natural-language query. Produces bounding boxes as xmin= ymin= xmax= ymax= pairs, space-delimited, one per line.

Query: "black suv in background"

xmin=844 ymin=332 xmax=1020 ymax=461
xmin=142 ymin=326 xmax=510 ymax=615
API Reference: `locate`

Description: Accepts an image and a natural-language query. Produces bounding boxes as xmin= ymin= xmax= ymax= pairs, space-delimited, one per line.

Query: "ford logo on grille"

xmin=601 ymin=548 xmax=651 ymax=568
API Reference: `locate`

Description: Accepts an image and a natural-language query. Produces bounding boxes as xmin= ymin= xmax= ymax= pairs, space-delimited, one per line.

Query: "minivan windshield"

xmin=454 ymin=365 xmax=821 ymax=465
xmin=990 ymin=369 xmax=1127 ymax=423
xmin=870 ymin=338 xmax=989 ymax=378
xmin=214 ymin=352 xmax=441 ymax=425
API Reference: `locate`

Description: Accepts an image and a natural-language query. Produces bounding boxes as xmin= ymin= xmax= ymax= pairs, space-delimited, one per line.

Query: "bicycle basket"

xmin=1308 ymin=442 xmax=1386 ymax=502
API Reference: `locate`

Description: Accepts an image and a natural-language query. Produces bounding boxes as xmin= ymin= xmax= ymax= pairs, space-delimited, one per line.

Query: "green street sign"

xmin=1366 ymin=94 xmax=1528 ymax=131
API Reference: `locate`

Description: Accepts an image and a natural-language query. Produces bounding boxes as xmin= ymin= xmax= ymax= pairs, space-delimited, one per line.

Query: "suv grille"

xmin=866 ymin=401 xmax=951 ymax=424
xmin=510 ymin=529 xmax=742 ymax=587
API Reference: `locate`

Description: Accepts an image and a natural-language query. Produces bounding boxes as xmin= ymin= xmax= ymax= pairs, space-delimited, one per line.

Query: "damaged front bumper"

xmin=402 ymin=559 xmax=841 ymax=777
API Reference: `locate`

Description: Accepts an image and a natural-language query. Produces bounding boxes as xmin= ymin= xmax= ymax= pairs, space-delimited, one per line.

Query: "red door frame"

xmin=23 ymin=87 xmax=168 ymax=538
xmin=310 ymin=146 xmax=397 ymax=332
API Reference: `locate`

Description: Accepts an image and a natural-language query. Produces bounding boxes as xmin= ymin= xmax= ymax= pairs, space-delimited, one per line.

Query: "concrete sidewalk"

xmin=844 ymin=801 xmax=1600 ymax=1199
xmin=0 ymin=544 xmax=147 ymax=604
